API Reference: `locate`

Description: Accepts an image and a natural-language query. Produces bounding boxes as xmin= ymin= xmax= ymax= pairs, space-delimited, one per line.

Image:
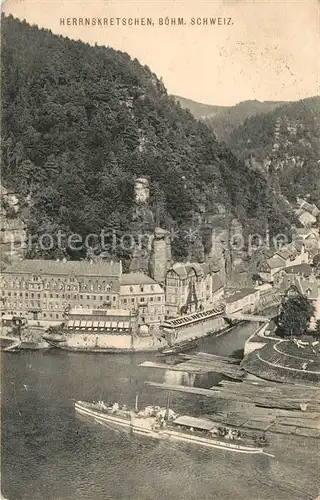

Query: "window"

xmin=129 ymin=287 xmax=133 ymax=293
xmin=25 ymin=293 xmax=28 ymax=298
xmin=131 ymin=298 xmax=135 ymax=303
xmin=150 ymin=297 xmax=153 ymax=302
xmin=56 ymin=314 xmax=59 ymax=319
xmin=151 ymin=285 xmax=154 ymax=291
xmin=38 ymin=293 xmax=41 ymax=298
xmin=87 ymin=295 xmax=89 ymax=300
xmin=93 ymin=296 xmax=96 ymax=300
xmin=123 ymin=298 xmax=127 ymax=304
xmin=140 ymin=297 xmax=145 ymax=302
xmin=74 ymin=295 xmax=77 ymax=300
xmin=140 ymin=286 xmax=144 ymax=292
xmin=49 ymin=294 xmax=53 ymax=298
xmin=157 ymin=296 xmax=161 ymax=302
xmin=14 ymin=292 xmax=17 ymax=297
xmin=100 ymin=296 xmax=103 ymax=300
xmin=113 ymin=296 xmax=116 ymax=301
xmin=32 ymin=293 xmax=35 ymax=298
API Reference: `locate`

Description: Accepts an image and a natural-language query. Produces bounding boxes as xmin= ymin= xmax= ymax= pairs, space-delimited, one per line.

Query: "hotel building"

xmin=0 ymin=259 xmax=121 ymax=323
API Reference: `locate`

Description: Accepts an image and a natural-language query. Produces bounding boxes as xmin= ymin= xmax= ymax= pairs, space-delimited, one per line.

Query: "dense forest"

xmin=228 ymin=97 xmax=320 ymax=205
xmin=1 ymin=15 xmax=295 ymax=266
xmin=175 ymin=95 xmax=285 ymax=142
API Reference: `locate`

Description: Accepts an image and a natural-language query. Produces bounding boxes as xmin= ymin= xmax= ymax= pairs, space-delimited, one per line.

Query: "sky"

xmin=2 ymin=0 xmax=320 ymax=106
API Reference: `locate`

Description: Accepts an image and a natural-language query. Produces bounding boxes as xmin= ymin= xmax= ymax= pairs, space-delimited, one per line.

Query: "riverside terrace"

xmin=161 ymin=304 xmax=227 ymax=344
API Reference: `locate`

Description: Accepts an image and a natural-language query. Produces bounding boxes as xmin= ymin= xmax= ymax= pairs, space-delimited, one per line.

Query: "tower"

xmin=149 ymin=227 xmax=172 ymax=284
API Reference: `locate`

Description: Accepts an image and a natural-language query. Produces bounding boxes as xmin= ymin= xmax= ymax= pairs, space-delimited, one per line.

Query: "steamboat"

xmin=74 ymin=397 xmax=273 ymax=456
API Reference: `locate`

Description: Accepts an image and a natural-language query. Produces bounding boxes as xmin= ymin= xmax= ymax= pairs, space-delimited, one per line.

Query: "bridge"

xmin=224 ymin=313 xmax=271 ymax=323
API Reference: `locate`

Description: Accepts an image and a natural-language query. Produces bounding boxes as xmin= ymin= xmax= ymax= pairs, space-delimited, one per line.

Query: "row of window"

xmin=121 ymin=295 xmax=162 ymax=304
xmin=2 ymin=291 xmax=116 ymax=301
xmin=1 ymin=280 xmax=113 ymax=292
xmin=5 ymin=311 xmax=62 ymax=319
xmin=126 ymin=285 xmax=157 ymax=293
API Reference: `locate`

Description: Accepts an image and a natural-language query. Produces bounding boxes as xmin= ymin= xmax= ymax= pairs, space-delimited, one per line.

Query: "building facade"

xmin=119 ymin=272 xmax=165 ymax=331
xmin=0 ymin=260 xmax=122 ymax=324
xmin=225 ymin=288 xmax=261 ymax=315
xmin=165 ymin=262 xmax=218 ymax=318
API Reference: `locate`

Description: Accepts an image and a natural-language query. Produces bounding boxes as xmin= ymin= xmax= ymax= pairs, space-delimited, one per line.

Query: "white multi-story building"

xmin=119 ymin=272 xmax=165 ymax=331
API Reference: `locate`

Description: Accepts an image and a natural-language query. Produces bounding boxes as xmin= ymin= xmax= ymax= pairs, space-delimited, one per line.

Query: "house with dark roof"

xmin=273 ymin=263 xmax=314 ymax=288
xmin=258 ymin=240 xmax=309 ymax=283
xmin=258 ymin=254 xmax=286 ymax=282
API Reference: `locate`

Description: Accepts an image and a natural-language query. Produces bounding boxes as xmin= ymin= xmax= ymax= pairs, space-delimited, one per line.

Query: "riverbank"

xmin=2 ymin=320 xmax=320 ymax=500
xmin=242 ymin=325 xmax=320 ymax=386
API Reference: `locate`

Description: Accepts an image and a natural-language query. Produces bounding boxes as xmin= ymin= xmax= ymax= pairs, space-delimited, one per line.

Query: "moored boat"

xmin=158 ymin=339 xmax=198 ymax=356
xmin=74 ymin=399 xmax=272 ymax=456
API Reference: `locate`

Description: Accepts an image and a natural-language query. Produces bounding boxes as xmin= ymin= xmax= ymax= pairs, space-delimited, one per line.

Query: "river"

xmin=2 ymin=321 xmax=319 ymax=500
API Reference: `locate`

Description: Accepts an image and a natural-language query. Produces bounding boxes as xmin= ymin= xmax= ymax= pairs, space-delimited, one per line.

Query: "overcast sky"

xmin=2 ymin=0 xmax=320 ymax=106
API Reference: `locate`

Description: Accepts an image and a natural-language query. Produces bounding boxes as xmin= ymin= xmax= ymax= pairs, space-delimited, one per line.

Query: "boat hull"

xmin=46 ymin=340 xmax=140 ymax=353
xmin=74 ymin=402 xmax=269 ymax=455
xmin=158 ymin=341 xmax=198 ymax=356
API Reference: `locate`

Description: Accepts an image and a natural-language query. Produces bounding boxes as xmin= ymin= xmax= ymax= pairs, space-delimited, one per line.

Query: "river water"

xmin=2 ymin=322 xmax=319 ymax=500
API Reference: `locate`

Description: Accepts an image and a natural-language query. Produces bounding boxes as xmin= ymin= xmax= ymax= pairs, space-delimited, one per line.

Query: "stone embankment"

xmin=242 ymin=324 xmax=320 ymax=386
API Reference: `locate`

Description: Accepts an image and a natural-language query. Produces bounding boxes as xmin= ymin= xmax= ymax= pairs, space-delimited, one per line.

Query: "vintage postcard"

xmin=1 ymin=0 xmax=319 ymax=499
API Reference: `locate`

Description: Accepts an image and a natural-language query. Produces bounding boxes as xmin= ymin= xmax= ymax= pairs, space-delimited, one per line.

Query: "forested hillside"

xmin=1 ymin=15 xmax=295 ymax=266
xmin=175 ymin=96 xmax=285 ymax=142
xmin=228 ymin=97 xmax=320 ymax=204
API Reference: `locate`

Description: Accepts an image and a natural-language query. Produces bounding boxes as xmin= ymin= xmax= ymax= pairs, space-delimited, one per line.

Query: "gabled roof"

xmin=2 ymin=259 xmax=121 ymax=277
xmin=120 ymin=272 xmax=158 ymax=286
xmin=275 ymin=242 xmax=298 ymax=260
xmin=225 ymin=287 xmax=257 ymax=304
xmin=294 ymin=227 xmax=318 ymax=238
xmin=168 ymin=262 xmax=211 ymax=279
xmin=284 ymin=264 xmax=313 ymax=277
xmin=265 ymin=255 xmax=286 ymax=269
xmin=294 ymin=277 xmax=319 ymax=300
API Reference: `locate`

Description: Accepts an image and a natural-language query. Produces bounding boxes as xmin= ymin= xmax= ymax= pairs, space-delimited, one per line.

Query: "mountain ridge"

xmin=174 ymin=95 xmax=288 ymax=141
xmin=1 ymin=14 xmax=296 ymax=268
xmin=227 ymin=96 xmax=320 ymax=205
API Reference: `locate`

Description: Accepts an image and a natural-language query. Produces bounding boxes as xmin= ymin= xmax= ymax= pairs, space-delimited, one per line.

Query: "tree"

xmin=277 ymin=290 xmax=315 ymax=338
